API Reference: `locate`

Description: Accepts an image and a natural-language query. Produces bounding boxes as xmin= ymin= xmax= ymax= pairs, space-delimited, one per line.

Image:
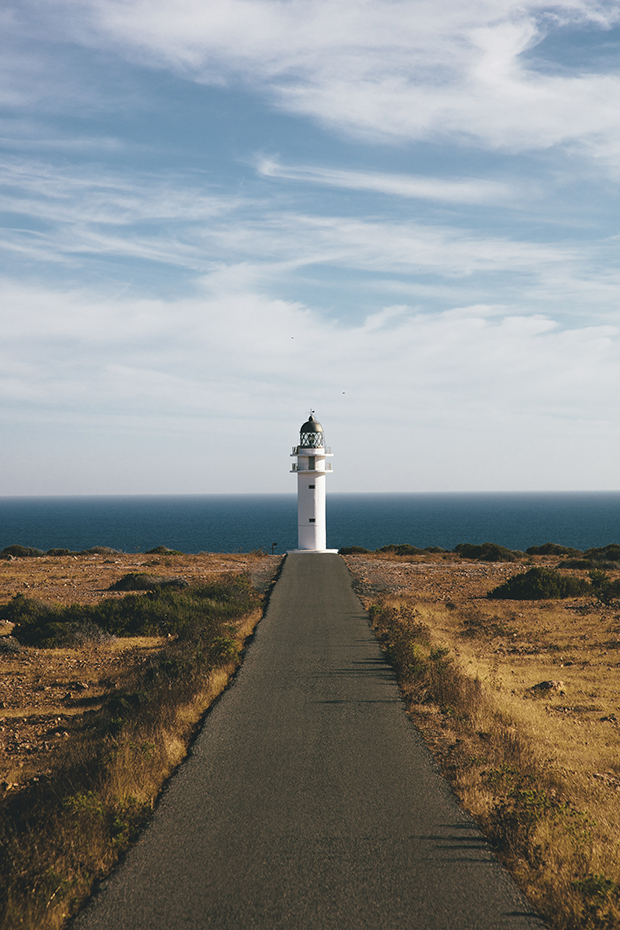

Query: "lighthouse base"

xmin=287 ymin=549 xmax=340 ymax=554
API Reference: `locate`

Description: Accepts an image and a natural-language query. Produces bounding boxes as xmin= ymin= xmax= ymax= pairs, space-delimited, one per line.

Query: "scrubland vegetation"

xmin=347 ymin=547 xmax=620 ymax=930
xmin=3 ymin=540 xmax=620 ymax=929
xmin=0 ymin=557 xmax=277 ymax=930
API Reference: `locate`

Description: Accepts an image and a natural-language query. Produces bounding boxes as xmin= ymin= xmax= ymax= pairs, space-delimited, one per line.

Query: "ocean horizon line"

xmin=2 ymin=489 xmax=620 ymax=500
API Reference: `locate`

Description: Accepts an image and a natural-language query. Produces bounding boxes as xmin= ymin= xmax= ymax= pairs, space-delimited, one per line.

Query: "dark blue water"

xmin=0 ymin=493 xmax=619 ymax=554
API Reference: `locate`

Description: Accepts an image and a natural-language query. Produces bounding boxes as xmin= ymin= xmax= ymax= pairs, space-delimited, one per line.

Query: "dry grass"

xmin=346 ymin=554 xmax=620 ymax=930
xmin=0 ymin=555 xmax=281 ymax=930
xmin=0 ymin=549 xmax=274 ymax=607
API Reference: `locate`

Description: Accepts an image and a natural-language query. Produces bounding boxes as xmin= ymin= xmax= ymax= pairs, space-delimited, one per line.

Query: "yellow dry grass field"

xmin=345 ymin=552 xmax=620 ymax=928
xmin=0 ymin=551 xmax=280 ymax=794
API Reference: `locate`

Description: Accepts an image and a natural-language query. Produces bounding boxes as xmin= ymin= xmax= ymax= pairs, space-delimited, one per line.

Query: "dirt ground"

xmin=343 ymin=553 xmax=620 ymax=787
xmin=0 ymin=552 xmax=281 ymax=793
xmin=342 ymin=551 xmax=522 ymax=602
xmin=3 ymin=549 xmax=620 ymax=798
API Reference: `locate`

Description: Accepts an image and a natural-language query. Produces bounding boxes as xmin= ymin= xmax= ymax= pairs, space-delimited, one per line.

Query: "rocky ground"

xmin=342 ymin=552 xmax=523 ymax=602
xmin=0 ymin=552 xmax=281 ymax=793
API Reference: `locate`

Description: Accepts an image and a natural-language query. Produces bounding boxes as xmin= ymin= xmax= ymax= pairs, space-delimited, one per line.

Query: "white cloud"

xmin=256 ymin=157 xmax=518 ymax=205
xmin=1 ymin=277 xmax=619 ymax=492
xmin=19 ymin=0 xmax=620 ymax=155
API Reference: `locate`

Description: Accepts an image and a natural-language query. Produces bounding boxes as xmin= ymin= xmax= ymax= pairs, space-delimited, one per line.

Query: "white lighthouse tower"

xmin=290 ymin=412 xmax=335 ymax=551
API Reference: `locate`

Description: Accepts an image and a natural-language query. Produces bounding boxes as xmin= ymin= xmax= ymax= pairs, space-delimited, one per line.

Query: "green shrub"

xmin=525 ymin=542 xmax=582 ymax=556
xmin=588 ymin=569 xmax=620 ymax=605
xmin=369 ymin=601 xmax=481 ymax=712
xmin=338 ymin=546 xmax=370 ymax=554
xmin=208 ymin=637 xmax=240 ymax=665
xmin=585 ymin=543 xmax=620 ymax=562
xmin=1 ymin=544 xmax=46 ymax=558
xmin=562 ymin=544 xmax=620 ymax=569
xmin=560 ymin=545 xmax=620 ymax=570
xmin=369 ymin=604 xmax=431 ymax=685
xmin=0 ymin=597 xmax=112 ymax=647
xmin=485 ymin=767 xmax=558 ymax=859
xmin=488 ymin=567 xmax=590 ymax=600
xmin=455 ymin=542 xmax=518 ymax=562
xmin=145 ymin=545 xmax=184 ymax=555
xmin=109 ymin=573 xmax=188 ymax=592
xmin=16 ymin=618 xmax=111 ymax=649
xmin=571 ymin=874 xmax=620 ymax=926
xmin=0 ymin=595 xmax=51 ymax=623
xmin=2 ymin=575 xmax=258 ymax=647
xmin=377 ymin=544 xmax=426 ymax=556
xmin=78 ymin=546 xmax=122 ymax=556
xmin=1 ymin=544 xmax=125 ymax=559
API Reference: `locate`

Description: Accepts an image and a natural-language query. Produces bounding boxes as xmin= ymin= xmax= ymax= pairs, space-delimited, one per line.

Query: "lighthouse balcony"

xmin=291 ymin=463 xmax=332 ymax=473
xmin=291 ymin=446 xmax=332 ymax=455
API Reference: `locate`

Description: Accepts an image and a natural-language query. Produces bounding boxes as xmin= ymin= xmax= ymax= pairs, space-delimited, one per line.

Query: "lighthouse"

xmin=290 ymin=412 xmax=334 ymax=551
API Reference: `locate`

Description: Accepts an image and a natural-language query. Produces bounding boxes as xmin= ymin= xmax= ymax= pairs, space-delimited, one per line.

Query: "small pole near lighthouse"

xmin=290 ymin=412 xmax=337 ymax=552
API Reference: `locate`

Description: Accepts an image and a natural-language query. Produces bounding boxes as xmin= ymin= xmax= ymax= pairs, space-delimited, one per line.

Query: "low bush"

xmin=1 ymin=576 xmax=258 ymax=647
xmin=377 ymin=544 xmax=427 ymax=556
xmin=455 ymin=542 xmax=518 ymax=562
xmin=108 ymin=572 xmax=188 ymax=592
xmin=526 ymin=542 xmax=582 ymax=556
xmin=561 ymin=544 xmax=620 ymax=570
xmin=15 ymin=617 xmax=112 ymax=649
xmin=145 ymin=545 xmax=184 ymax=555
xmin=559 ymin=559 xmax=599 ymax=569
xmin=1 ymin=545 xmax=46 ymax=558
xmin=585 ymin=544 xmax=620 ymax=563
xmin=488 ymin=567 xmax=590 ymax=600
xmin=78 ymin=547 xmax=122 ymax=556
xmin=369 ymin=599 xmax=482 ymax=715
xmin=589 ymin=570 xmax=620 ymax=606
xmin=0 ymin=544 xmax=123 ymax=560
xmin=338 ymin=546 xmax=370 ymax=554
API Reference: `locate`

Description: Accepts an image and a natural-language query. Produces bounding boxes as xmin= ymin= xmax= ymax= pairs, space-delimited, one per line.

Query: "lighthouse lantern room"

xmin=290 ymin=413 xmax=334 ymax=551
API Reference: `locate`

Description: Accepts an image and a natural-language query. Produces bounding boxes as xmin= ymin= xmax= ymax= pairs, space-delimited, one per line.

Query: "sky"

xmin=2 ymin=0 xmax=620 ymax=495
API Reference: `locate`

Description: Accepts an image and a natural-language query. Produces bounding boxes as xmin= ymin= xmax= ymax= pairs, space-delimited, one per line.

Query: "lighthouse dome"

xmin=299 ymin=414 xmax=324 ymax=448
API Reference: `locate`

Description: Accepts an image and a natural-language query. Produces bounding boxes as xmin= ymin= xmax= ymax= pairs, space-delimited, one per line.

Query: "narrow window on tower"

xmin=309 ymin=484 xmax=315 ymax=489
xmin=308 ymin=456 xmax=315 ymax=469
xmin=309 ymin=518 xmax=316 ymax=523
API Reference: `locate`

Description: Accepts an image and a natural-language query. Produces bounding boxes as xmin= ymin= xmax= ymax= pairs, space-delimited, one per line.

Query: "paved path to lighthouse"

xmin=73 ymin=553 xmax=544 ymax=930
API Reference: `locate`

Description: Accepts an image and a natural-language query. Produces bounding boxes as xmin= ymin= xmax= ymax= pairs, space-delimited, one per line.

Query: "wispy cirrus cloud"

xmin=256 ymin=157 xmax=520 ymax=205
xmin=0 ymin=154 xmax=584 ymax=298
xmin=0 ymin=153 xmax=611 ymax=324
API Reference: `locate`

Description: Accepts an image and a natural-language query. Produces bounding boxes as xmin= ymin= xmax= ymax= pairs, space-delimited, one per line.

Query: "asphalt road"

xmin=73 ymin=552 xmax=545 ymax=930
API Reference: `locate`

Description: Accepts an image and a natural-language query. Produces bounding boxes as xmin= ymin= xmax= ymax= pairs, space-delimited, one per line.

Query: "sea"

xmin=0 ymin=492 xmax=619 ymax=555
